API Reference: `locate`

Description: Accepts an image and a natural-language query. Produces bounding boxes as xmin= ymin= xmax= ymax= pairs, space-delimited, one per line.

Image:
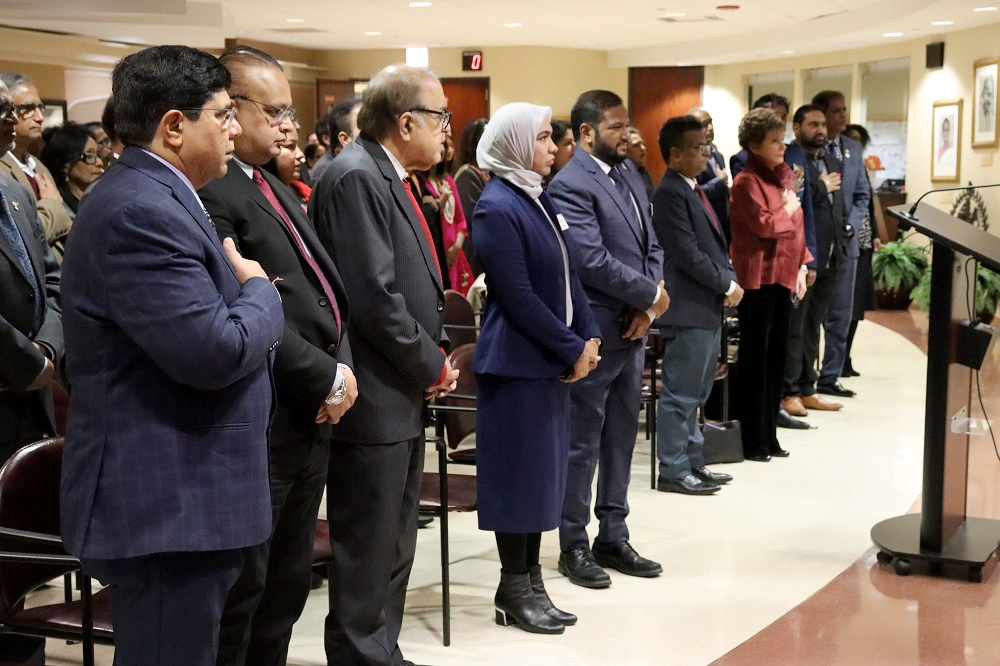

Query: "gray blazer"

xmin=829 ymin=133 xmax=871 ymax=259
xmin=311 ymin=136 xmax=447 ymax=444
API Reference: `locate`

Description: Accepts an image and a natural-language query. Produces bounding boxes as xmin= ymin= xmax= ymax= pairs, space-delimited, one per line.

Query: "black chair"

xmin=0 ymin=437 xmax=114 ymax=666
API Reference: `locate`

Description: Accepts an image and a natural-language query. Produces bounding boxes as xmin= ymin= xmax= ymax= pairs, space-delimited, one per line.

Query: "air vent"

xmin=267 ymin=27 xmax=327 ymax=34
xmin=658 ymin=15 xmax=723 ymax=23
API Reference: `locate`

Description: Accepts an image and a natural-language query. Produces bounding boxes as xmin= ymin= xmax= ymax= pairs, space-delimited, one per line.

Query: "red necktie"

xmin=695 ymin=184 xmax=724 ymax=238
xmin=401 ymin=178 xmax=443 ymax=284
xmin=252 ymin=168 xmax=341 ymax=334
xmin=24 ymin=172 xmax=40 ymax=199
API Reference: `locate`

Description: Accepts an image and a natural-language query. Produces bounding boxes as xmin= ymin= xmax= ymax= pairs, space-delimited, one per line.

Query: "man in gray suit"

xmin=311 ymin=64 xmax=457 ymax=666
xmin=811 ymin=90 xmax=870 ymax=398
xmin=549 ymin=90 xmax=667 ymax=589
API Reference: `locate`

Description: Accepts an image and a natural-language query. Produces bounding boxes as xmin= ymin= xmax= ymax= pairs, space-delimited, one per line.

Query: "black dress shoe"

xmin=657 ymin=473 xmax=719 ymax=495
xmin=745 ymin=452 xmax=771 ymax=462
xmin=558 ymin=547 xmax=611 ymax=589
xmin=417 ymin=515 xmax=434 ymax=528
xmin=692 ymin=466 xmax=732 ymax=485
xmin=817 ymin=381 xmax=856 ymax=397
xmin=841 ymin=363 xmax=860 ymax=377
xmin=770 ymin=445 xmax=791 ymax=457
xmin=777 ymin=410 xmax=810 ymax=430
xmin=591 ymin=540 xmax=663 ymax=577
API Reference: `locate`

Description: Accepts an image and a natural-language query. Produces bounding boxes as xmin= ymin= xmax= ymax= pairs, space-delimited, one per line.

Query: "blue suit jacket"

xmin=474 ymin=177 xmax=599 ymax=379
xmin=548 ymin=151 xmax=664 ymax=351
xmin=60 ymin=147 xmax=284 ymax=559
xmin=783 ymin=141 xmax=818 ymax=267
xmin=652 ymin=171 xmax=737 ymax=330
xmin=828 ymin=133 xmax=870 ymax=259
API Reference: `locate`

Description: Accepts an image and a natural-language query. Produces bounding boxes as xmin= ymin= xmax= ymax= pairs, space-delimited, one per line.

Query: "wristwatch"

xmin=589 ymin=337 xmax=603 ymax=349
xmin=325 ymin=375 xmax=348 ymax=406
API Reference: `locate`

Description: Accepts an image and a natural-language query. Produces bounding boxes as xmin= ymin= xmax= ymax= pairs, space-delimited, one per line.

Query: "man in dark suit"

xmin=0 ymin=80 xmax=62 ymax=466
xmin=812 ymin=90 xmax=870 ymax=399
xmin=311 ymin=64 xmax=457 ymax=666
xmin=782 ymin=105 xmax=849 ymax=419
xmin=687 ymin=107 xmax=731 ymax=241
xmin=200 ymin=46 xmax=355 ymax=666
xmin=549 ymin=90 xmax=667 ymax=589
xmin=651 ymin=115 xmax=741 ymax=496
xmin=60 ymin=46 xmax=284 ymax=666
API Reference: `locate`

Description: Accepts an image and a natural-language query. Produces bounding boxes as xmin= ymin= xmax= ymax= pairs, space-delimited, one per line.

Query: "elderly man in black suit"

xmin=0 ymin=80 xmax=62 ymax=467
xmin=312 ymin=64 xmax=458 ymax=666
xmin=652 ymin=115 xmax=741 ymax=495
xmin=199 ymin=45 xmax=355 ymax=666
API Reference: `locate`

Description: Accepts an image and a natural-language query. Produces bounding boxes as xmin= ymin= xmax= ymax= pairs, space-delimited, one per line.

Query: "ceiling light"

xmin=973 ymin=6 xmax=998 ymax=11
xmin=503 ymin=22 xmax=522 ymax=27
xmin=409 ymin=2 xmax=432 ymax=6
xmin=779 ymin=50 xmax=795 ymax=54
xmin=364 ymin=31 xmax=381 ymax=36
xmin=883 ymin=32 xmax=903 ymax=37
xmin=676 ymin=62 xmax=692 ymax=66
xmin=285 ymin=18 xmax=306 ymax=23
xmin=931 ymin=20 xmax=954 ymax=25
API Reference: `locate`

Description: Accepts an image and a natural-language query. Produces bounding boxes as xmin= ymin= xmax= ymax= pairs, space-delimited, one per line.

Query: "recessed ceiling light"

xmin=676 ymin=62 xmax=692 ymax=66
xmin=364 ymin=31 xmax=382 ymax=36
xmin=973 ymin=6 xmax=998 ymax=11
xmin=285 ymin=18 xmax=306 ymax=23
xmin=883 ymin=32 xmax=904 ymax=37
xmin=409 ymin=1 xmax=432 ymax=6
xmin=503 ymin=22 xmax=522 ymax=27
xmin=931 ymin=20 xmax=954 ymax=25
xmin=779 ymin=50 xmax=795 ymax=54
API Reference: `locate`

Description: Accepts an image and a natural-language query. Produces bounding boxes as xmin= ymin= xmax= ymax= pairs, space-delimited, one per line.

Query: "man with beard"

xmin=781 ymin=104 xmax=849 ymax=420
xmin=549 ymin=90 xmax=667 ymax=589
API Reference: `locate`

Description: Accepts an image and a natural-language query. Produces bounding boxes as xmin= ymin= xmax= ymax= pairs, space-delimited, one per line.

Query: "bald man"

xmin=687 ymin=107 xmax=730 ymax=241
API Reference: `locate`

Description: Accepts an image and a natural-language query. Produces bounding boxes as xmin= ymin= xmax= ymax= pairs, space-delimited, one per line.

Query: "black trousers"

xmin=217 ymin=437 xmax=330 ymax=666
xmin=736 ymin=284 xmax=792 ymax=457
xmin=85 ymin=550 xmax=243 ymax=666
xmin=783 ymin=263 xmax=843 ymax=397
xmin=324 ymin=436 xmax=424 ymax=666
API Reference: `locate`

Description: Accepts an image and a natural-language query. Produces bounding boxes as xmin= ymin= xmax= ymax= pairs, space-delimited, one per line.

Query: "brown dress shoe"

xmin=781 ymin=396 xmax=807 ymax=417
xmin=801 ymin=394 xmax=843 ymax=411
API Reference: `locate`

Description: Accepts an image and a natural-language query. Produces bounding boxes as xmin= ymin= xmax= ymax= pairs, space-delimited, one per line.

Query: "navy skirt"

xmin=475 ymin=373 xmax=570 ymax=533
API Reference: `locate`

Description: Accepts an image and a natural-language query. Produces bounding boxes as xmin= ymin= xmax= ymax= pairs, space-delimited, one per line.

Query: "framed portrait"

xmin=40 ymin=98 xmax=67 ymax=131
xmin=973 ymin=58 xmax=999 ymax=148
xmin=931 ymin=98 xmax=962 ymax=182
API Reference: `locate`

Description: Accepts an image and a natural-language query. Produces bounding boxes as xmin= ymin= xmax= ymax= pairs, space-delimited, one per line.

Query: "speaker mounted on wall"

xmin=926 ymin=42 xmax=945 ymax=69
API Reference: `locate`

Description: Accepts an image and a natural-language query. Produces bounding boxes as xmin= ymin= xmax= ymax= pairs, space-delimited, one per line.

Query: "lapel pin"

xmin=11 ymin=201 xmax=19 ymax=211
xmin=845 ymin=149 xmax=851 ymax=159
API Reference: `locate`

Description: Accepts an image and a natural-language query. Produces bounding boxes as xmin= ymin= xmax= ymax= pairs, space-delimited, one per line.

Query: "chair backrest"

xmin=441 ymin=343 xmax=477 ymax=448
xmin=0 ymin=437 xmax=74 ymax=614
xmin=443 ymin=290 xmax=477 ymax=349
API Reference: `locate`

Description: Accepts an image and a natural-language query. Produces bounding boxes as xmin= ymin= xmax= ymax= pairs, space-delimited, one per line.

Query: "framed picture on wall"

xmin=931 ymin=98 xmax=962 ymax=182
xmin=972 ymin=58 xmax=998 ymax=148
xmin=41 ymin=99 xmax=67 ymax=130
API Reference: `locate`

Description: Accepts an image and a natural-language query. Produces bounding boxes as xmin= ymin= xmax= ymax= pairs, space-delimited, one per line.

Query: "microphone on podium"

xmin=901 ymin=182 xmax=1000 ymax=220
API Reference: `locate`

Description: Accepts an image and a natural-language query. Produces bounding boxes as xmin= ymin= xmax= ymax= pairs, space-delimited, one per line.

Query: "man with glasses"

xmin=59 ymin=45 xmax=284 ymax=666
xmin=199 ymin=44 xmax=355 ymax=666
xmin=312 ymin=64 xmax=456 ymax=666
xmin=0 ymin=73 xmax=72 ymax=249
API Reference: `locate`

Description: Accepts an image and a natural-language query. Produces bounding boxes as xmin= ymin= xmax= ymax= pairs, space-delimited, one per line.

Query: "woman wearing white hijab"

xmin=472 ymin=102 xmax=601 ymax=635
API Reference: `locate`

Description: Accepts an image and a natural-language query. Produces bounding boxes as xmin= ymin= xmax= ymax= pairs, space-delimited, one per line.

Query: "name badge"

xmin=556 ymin=213 xmax=569 ymax=231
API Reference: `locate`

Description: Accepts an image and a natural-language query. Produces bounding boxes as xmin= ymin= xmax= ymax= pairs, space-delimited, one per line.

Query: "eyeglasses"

xmin=687 ymin=143 xmax=712 ymax=154
xmin=12 ymin=102 xmax=45 ymax=119
xmin=179 ymin=106 xmax=238 ymax=129
xmin=406 ymin=108 xmax=452 ymax=131
xmin=232 ymin=95 xmax=296 ymax=127
xmin=77 ymin=151 xmax=101 ymax=165
xmin=0 ymin=102 xmax=14 ymax=122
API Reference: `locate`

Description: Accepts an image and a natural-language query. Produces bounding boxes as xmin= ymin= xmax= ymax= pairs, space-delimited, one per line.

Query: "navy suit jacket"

xmin=60 ymin=147 xmax=284 ymax=559
xmin=783 ymin=142 xmax=818 ymax=267
xmin=696 ymin=146 xmax=730 ymax=238
xmin=729 ymin=149 xmax=748 ymax=178
xmin=652 ymin=171 xmax=737 ymax=330
xmin=827 ymin=133 xmax=870 ymax=259
xmin=473 ymin=178 xmax=598 ymax=378
xmin=548 ymin=151 xmax=664 ymax=351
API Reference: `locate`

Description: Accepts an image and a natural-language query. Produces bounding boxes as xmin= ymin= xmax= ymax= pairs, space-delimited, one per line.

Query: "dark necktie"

xmin=24 ymin=172 xmax=40 ymax=199
xmin=401 ymin=178 xmax=443 ymax=284
xmin=609 ymin=166 xmax=645 ymax=243
xmin=252 ymin=168 xmax=342 ymax=334
xmin=694 ymin=184 xmax=724 ymax=238
xmin=828 ymin=137 xmax=843 ymax=164
xmin=0 ymin=188 xmax=43 ymax=330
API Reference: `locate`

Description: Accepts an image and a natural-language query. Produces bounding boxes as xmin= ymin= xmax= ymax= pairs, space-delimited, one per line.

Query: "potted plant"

xmin=872 ymin=240 xmax=928 ymax=309
xmin=911 ymin=262 xmax=1000 ymax=323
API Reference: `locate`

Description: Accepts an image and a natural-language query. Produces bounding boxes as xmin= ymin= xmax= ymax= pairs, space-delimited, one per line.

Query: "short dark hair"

xmin=551 ymin=119 xmax=572 ymax=143
xmin=40 ymin=122 xmax=94 ymax=189
xmin=570 ymin=90 xmax=625 ymax=142
xmin=304 ymin=143 xmax=323 ymax=161
xmin=738 ymin=107 xmax=786 ymax=150
xmin=101 ymin=96 xmax=118 ymax=143
xmin=846 ymin=123 xmax=871 ymax=148
xmin=457 ymin=117 xmax=488 ymax=166
xmin=752 ymin=92 xmax=790 ymax=111
xmin=329 ymin=98 xmax=361 ymax=141
xmin=315 ymin=112 xmax=332 ymax=143
xmin=658 ymin=115 xmax=704 ymax=164
xmin=112 ymin=45 xmax=231 ymax=148
xmin=811 ymin=90 xmax=845 ymax=113
xmin=81 ymin=121 xmax=104 ymax=137
xmin=357 ymin=64 xmax=437 ymax=142
xmin=792 ymin=104 xmax=825 ymax=126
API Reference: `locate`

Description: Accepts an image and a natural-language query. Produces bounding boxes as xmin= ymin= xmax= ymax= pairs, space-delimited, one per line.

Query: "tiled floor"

xmin=45 ymin=313 xmax=1000 ymax=666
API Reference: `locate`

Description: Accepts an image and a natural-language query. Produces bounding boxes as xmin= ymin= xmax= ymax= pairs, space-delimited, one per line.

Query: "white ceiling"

xmin=1 ymin=0 xmax=998 ymax=65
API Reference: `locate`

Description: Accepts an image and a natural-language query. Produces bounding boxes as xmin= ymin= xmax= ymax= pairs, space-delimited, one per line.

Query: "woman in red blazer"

xmin=729 ymin=108 xmax=812 ymax=462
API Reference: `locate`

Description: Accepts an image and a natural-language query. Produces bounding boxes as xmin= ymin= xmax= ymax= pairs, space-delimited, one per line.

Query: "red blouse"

xmin=729 ymin=153 xmax=812 ymax=291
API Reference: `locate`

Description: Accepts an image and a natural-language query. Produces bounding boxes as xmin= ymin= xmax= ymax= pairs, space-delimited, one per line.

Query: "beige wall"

xmin=318 ymin=46 xmax=628 ymax=120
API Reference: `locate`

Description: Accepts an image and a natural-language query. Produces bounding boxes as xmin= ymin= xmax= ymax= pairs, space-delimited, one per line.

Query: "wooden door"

xmin=629 ymin=67 xmax=704 ymax=184
xmin=441 ymin=78 xmax=490 ymax=149
xmin=316 ymin=79 xmax=356 ymax=118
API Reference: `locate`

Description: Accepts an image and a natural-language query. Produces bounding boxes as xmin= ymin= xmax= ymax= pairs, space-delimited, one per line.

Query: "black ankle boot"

xmin=494 ymin=571 xmax=565 ymax=634
xmin=528 ymin=565 xmax=576 ymax=625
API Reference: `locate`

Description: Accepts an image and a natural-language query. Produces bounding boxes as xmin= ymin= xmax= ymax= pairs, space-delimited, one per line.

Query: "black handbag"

xmin=702 ymin=420 xmax=744 ymax=464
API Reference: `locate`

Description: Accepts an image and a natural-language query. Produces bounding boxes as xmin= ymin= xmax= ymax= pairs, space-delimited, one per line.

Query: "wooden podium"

xmin=871 ymin=203 xmax=1000 ymax=582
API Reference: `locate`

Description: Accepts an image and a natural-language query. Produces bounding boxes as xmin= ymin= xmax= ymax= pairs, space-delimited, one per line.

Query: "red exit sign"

xmin=462 ymin=51 xmax=483 ymax=71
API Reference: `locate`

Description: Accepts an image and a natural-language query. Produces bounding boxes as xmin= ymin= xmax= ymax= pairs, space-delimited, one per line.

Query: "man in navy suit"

xmin=652 ymin=115 xmax=742 ymax=496
xmin=811 ymin=90 xmax=870 ymax=398
xmin=549 ymin=90 xmax=667 ymax=589
xmin=60 ymin=46 xmax=284 ymax=666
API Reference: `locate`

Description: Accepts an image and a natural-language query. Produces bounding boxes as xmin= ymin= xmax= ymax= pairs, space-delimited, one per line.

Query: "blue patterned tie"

xmin=0 ymin=187 xmax=43 ymax=330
